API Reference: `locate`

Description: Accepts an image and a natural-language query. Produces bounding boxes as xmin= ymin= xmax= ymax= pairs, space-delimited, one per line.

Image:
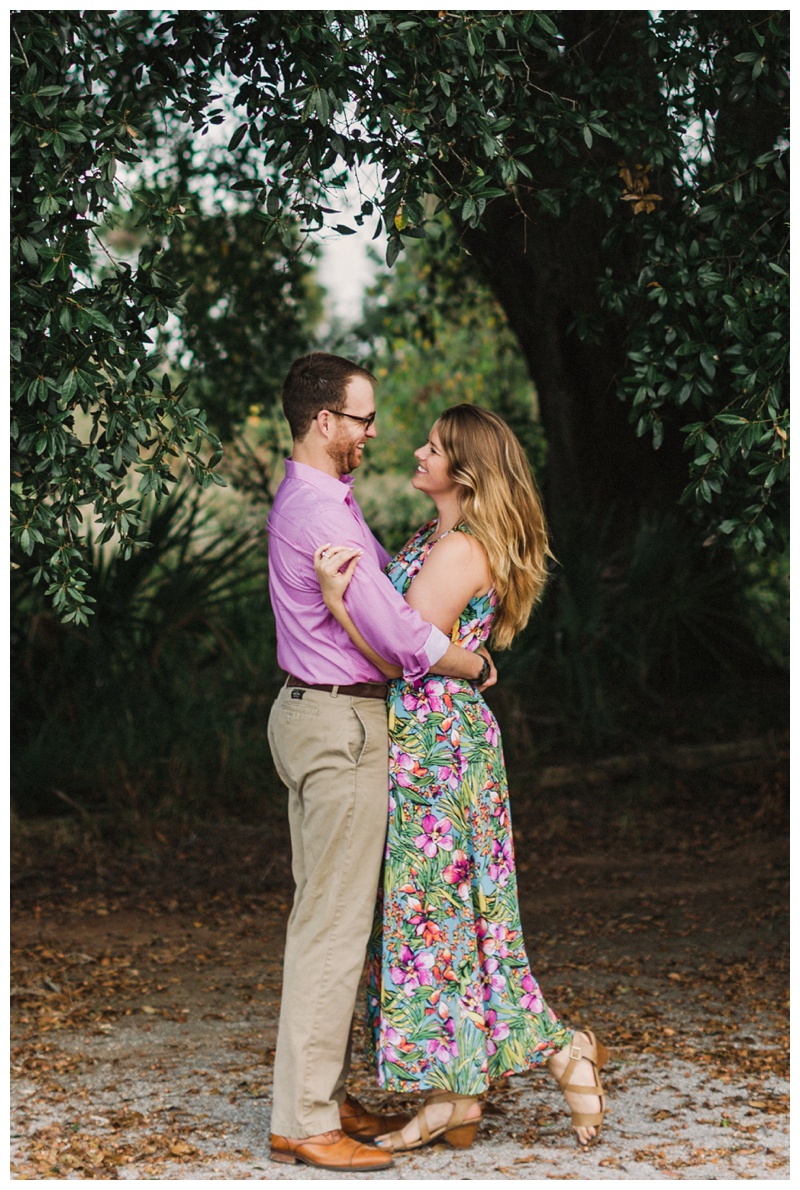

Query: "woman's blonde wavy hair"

xmin=436 ymin=404 xmax=552 ymax=650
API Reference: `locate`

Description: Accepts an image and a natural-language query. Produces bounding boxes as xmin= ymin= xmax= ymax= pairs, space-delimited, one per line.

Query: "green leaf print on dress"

xmin=365 ymin=521 xmax=573 ymax=1094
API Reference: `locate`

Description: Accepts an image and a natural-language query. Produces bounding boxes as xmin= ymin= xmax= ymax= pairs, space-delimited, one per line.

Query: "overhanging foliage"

xmin=11 ymin=10 xmax=789 ymax=622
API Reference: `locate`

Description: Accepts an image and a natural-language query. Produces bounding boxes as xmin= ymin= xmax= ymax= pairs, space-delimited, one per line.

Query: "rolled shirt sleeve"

xmin=339 ymin=530 xmax=450 ymax=679
xmin=267 ymin=461 xmax=449 ymax=685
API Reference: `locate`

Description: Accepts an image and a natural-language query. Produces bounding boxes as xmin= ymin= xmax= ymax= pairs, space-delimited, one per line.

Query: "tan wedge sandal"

xmin=377 ymin=1090 xmax=482 ymax=1152
xmin=554 ymin=1030 xmax=609 ymax=1148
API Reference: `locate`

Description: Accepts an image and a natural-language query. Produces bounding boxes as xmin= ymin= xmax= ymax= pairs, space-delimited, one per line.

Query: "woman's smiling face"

xmin=412 ymin=423 xmax=459 ymax=499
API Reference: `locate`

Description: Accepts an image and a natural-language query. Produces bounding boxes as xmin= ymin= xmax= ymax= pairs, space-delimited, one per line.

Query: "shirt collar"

xmin=284 ymin=458 xmax=355 ymax=504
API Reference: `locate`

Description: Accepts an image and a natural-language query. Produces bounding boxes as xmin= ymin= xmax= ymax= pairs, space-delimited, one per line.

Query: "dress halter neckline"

xmin=426 ymin=519 xmax=467 ymax=546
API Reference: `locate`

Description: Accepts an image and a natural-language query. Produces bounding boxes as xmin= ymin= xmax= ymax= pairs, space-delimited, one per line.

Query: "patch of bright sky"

xmin=315 ymin=173 xmax=386 ymax=331
xmin=107 ymin=63 xmax=386 ymax=343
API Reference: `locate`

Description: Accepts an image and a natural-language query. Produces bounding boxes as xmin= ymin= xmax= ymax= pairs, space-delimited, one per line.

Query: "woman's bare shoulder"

xmin=430 ymin=530 xmax=491 ymax=582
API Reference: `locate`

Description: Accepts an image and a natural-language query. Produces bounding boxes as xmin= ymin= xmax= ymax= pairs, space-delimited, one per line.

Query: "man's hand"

xmin=477 ymin=646 xmax=497 ymax=692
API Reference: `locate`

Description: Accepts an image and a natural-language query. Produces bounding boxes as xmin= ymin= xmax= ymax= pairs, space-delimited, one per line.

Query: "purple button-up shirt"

xmin=267 ymin=459 xmax=449 ymax=684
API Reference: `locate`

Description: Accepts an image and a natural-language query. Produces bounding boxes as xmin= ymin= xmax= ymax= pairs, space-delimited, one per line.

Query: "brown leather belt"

xmin=286 ymin=675 xmax=389 ymax=701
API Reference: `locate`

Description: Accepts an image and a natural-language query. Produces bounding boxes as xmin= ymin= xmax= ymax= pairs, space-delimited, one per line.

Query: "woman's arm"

xmin=403 ymin=532 xmax=492 ymax=635
xmin=314 ymin=545 xmax=402 ymax=678
xmin=395 ymin=533 xmax=496 ymax=687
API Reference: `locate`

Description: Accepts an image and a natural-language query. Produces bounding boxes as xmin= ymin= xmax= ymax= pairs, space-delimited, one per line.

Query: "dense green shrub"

xmin=11 ymin=482 xmax=282 ymax=820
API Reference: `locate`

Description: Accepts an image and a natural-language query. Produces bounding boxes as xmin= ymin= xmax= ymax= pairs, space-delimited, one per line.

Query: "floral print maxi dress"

xmin=365 ymin=521 xmax=573 ymax=1096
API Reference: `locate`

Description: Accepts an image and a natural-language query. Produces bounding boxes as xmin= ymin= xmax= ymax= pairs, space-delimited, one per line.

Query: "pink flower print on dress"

xmin=391 ymin=750 xmax=428 ymax=788
xmin=477 ymin=922 xmax=510 ymax=960
xmin=435 ymin=764 xmax=460 ymax=792
xmin=390 ymin=944 xmax=435 ymax=996
xmin=484 ymin=1008 xmax=510 ymax=1055
xmin=481 ymin=705 xmax=500 ymax=746
xmin=441 ymin=849 xmax=471 ymax=899
xmin=382 ymin=1025 xmax=416 ymax=1062
xmin=489 ymin=837 xmax=514 ymax=887
xmin=458 ymin=984 xmax=483 ymax=1019
xmin=423 ymin=679 xmax=447 ymax=714
xmin=487 ymin=782 xmax=509 ymax=825
xmin=426 ymin=1005 xmax=459 ymax=1062
xmin=408 ymin=896 xmax=444 ymax=948
xmin=402 ymin=689 xmax=431 ymax=723
xmin=520 ymin=973 xmax=544 ymax=1012
xmin=488 ymin=922 xmax=512 ymax=958
xmin=414 ymin=814 xmax=454 ymax=858
xmin=482 ymin=956 xmax=507 ymax=1000
xmin=402 ymin=556 xmax=423 ymax=583
xmin=458 ymin=617 xmax=484 ymax=648
xmin=368 ymin=526 xmax=576 ymax=1087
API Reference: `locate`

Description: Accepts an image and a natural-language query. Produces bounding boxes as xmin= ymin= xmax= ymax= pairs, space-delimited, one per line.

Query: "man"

xmin=266 ymin=353 xmax=494 ymax=1172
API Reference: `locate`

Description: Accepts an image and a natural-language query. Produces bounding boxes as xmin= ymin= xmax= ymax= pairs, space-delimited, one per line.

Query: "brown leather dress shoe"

xmin=270 ymin=1128 xmax=393 ymax=1171
xmin=340 ymin=1092 xmax=411 ymax=1141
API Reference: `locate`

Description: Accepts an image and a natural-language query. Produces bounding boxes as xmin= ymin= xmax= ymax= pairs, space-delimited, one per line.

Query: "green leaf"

xmin=83 ymin=308 xmax=115 ymax=333
xmin=314 ymin=87 xmax=331 ymax=125
xmin=386 ymin=237 xmax=402 ymax=268
xmin=227 ymin=123 xmax=249 ymax=151
xmin=533 ymin=12 xmax=559 ymax=37
xmin=699 ymin=353 xmax=716 ymax=380
xmin=17 ymin=236 xmax=39 ymax=265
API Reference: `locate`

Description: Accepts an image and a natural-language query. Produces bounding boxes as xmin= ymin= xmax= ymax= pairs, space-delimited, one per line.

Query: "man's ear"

xmin=315 ymin=409 xmax=333 ymax=439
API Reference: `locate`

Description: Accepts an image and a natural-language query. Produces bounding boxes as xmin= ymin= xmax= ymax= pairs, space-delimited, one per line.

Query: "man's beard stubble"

xmin=326 ymin=433 xmax=362 ymax=476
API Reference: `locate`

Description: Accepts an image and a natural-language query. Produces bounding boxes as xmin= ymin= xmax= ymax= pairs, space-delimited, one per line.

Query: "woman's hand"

xmin=313 ymin=543 xmax=363 ymax=610
xmin=477 ymin=647 xmax=498 ymax=692
xmin=313 ymin=543 xmax=400 ymax=678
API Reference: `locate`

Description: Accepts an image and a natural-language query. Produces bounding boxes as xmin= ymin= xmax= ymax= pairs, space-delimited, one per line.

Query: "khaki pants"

xmin=267 ymin=683 xmax=389 ymax=1139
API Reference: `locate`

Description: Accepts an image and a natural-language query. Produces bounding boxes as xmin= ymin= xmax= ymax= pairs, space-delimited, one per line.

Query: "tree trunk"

xmin=463 ymin=199 xmax=689 ymax=537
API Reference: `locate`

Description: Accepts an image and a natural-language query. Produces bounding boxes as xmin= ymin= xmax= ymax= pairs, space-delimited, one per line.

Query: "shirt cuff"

xmin=400 ymin=623 xmax=449 ymax=683
xmin=422 ymin=624 xmax=450 ymax=668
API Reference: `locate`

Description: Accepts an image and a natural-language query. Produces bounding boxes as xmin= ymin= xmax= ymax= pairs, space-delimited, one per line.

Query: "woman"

xmin=314 ymin=405 xmax=608 ymax=1153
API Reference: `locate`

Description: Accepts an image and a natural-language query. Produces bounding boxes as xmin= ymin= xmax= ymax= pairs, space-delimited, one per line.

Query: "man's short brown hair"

xmin=281 ymin=353 xmax=376 ymax=440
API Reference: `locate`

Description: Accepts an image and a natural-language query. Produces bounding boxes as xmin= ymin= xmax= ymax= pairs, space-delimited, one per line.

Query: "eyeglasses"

xmin=324 ymin=409 xmax=376 ymax=430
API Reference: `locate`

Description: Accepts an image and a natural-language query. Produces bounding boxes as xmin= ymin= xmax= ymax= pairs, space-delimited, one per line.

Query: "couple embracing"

xmin=265 ymin=352 xmax=608 ymax=1172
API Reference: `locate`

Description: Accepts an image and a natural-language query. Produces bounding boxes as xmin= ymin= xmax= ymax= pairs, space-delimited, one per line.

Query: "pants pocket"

xmin=267 ymin=701 xmax=291 ymax=788
xmin=348 ymin=703 xmax=369 ymax=766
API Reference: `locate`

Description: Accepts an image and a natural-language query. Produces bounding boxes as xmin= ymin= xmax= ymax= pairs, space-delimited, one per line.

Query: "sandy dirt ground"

xmin=10 ymin=755 xmax=789 ymax=1181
